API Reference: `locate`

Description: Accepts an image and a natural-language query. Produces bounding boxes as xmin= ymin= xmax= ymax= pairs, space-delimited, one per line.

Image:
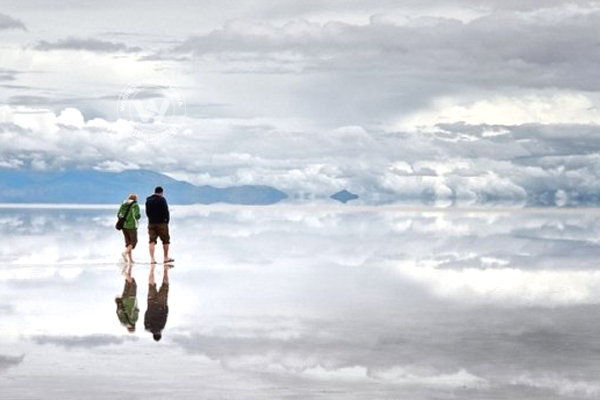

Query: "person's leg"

xmin=163 ymin=243 xmax=170 ymax=262
xmin=163 ymin=263 xmax=169 ymax=285
xmin=160 ymin=224 xmax=172 ymax=263
xmin=121 ymin=231 xmax=129 ymax=262
xmin=147 ymin=264 xmax=157 ymax=324
xmin=129 ymin=230 xmax=138 ymax=263
xmin=126 ymin=244 xmax=134 ymax=263
xmin=149 ymin=263 xmax=156 ymax=286
xmin=125 ymin=263 xmax=133 ymax=280
xmin=157 ymin=265 xmax=170 ymax=308
xmin=149 ymin=242 xmax=156 ymax=264
xmin=148 ymin=225 xmax=158 ymax=264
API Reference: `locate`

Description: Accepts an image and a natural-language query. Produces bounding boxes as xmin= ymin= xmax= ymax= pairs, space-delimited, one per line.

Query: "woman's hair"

xmin=128 ymin=194 xmax=138 ymax=201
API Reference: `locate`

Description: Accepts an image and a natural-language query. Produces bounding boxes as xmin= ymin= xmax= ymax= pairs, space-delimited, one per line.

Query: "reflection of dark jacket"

xmin=145 ymin=194 xmax=170 ymax=224
xmin=144 ymin=303 xmax=168 ymax=334
xmin=145 ymin=282 xmax=169 ymax=334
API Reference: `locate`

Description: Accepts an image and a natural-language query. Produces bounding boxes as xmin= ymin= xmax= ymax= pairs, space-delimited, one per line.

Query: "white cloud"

xmin=371 ymin=367 xmax=487 ymax=388
xmin=34 ymin=37 xmax=142 ymax=53
xmin=400 ymin=92 xmax=600 ymax=129
xmin=0 ymin=12 xmax=26 ymax=31
xmin=56 ymin=107 xmax=85 ymax=128
xmin=512 ymin=374 xmax=600 ymax=398
xmin=2 ymin=104 xmax=600 ymax=204
xmin=398 ymin=264 xmax=600 ymax=305
xmin=94 ymin=160 xmax=140 ymax=172
xmin=295 ymin=364 xmax=488 ymax=388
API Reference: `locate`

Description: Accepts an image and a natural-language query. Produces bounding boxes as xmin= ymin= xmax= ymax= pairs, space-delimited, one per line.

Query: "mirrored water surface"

xmin=1 ymin=205 xmax=600 ymax=399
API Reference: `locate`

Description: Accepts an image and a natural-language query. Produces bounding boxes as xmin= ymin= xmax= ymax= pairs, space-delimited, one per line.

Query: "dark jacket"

xmin=145 ymin=194 xmax=170 ymax=224
xmin=144 ymin=303 xmax=168 ymax=334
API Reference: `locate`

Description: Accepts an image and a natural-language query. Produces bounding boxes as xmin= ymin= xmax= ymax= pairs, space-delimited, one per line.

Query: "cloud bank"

xmin=0 ymin=12 xmax=26 ymax=31
xmin=1 ymin=1 xmax=600 ymax=204
xmin=35 ymin=38 xmax=142 ymax=53
xmin=1 ymin=105 xmax=599 ymax=205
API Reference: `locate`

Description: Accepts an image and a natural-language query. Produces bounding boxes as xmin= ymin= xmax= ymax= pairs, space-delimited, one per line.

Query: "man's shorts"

xmin=148 ymin=283 xmax=169 ymax=306
xmin=148 ymin=223 xmax=170 ymax=244
xmin=122 ymin=228 xmax=138 ymax=249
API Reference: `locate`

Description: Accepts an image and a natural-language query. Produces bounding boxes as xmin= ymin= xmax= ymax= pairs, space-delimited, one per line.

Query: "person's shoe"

xmin=164 ymin=258 xmax=175 ymax=264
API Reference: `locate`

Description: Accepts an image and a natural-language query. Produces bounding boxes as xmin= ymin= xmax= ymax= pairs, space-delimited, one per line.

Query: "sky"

xmin=1 ymin=1 xmax=600 ymax=203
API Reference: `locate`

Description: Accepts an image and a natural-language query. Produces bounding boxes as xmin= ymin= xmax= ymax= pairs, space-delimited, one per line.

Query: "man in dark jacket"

xmin=145 ymin=186 xmax=174 ymax=264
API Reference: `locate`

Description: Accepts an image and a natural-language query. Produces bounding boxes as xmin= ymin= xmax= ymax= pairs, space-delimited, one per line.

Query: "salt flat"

xmin=1 ymin=205 xmax=599 ymax=399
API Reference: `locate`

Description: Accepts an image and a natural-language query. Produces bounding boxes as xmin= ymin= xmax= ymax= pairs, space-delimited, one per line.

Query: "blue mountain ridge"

xmin=0 ymin=169 xmax=288 ymax=205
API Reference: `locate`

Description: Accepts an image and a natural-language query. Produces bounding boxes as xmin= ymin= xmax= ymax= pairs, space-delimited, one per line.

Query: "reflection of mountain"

xmin=0 ymin=169 xmax=288 ymax=205
xmin=331 ymin=189 xmax=359 ymax=203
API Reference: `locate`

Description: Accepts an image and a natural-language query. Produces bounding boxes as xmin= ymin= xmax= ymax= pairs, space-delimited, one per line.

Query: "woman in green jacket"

xmin=118 ymin=194 xmax=141 ymax=263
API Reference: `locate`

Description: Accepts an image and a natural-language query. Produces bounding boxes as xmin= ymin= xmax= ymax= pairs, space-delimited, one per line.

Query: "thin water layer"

xmin=1 ymin=206 xmax=599 ymax=399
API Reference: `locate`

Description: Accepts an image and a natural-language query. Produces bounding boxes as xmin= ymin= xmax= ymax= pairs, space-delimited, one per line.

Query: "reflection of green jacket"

xmin=117 ymin=297 xmax=139 ymax=326
xmin=118 ymin=201 xmax=141 ymax=229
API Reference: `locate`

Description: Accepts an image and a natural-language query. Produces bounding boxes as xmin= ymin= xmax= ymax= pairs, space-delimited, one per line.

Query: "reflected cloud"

xmin=170 ymin=332 xmax=487 ymax=388
xmin=1 ymin=206 xmax=600 ymax=398
xmin=0 ymin=304 xmax=13 ymax=314
xmin=398 ymin=264 xmax=600 ymax=305
xmin=511 ymin=374 xmax=600 ymax=398
xmin=30 ymin=334 xmax=138 ymax=349
xmin=0 ymin=354 xmax=24 ymax=371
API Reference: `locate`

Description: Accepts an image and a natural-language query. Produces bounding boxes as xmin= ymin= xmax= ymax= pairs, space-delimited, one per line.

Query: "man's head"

xmin=154 ymin=186 xmax=164 ymax=196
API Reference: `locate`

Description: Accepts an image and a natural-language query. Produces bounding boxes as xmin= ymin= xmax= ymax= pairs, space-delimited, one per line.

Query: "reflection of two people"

xmin=115 ymin=263 xmax=139 ymax=333
xmin=116 ymin=263 xmax=170 ymax=340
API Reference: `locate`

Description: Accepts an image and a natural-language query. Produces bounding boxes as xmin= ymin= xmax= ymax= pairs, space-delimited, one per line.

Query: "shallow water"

xmin=1 ymin=205 xmax=600 ymax=399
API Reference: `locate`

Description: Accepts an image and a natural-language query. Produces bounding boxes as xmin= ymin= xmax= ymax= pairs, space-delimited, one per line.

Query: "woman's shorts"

xmin=122 ymin=228 xmax=138 ymax=249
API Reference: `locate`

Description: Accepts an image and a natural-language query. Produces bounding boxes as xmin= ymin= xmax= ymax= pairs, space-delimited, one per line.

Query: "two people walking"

xmin=116 ymin=186 xmax=172 ymax=341
xmin=117 ymin=186 xmax=173 ymax=264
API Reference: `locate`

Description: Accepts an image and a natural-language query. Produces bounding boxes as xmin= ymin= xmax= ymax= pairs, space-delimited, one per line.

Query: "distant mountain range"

xmin=0 ymin=169 xmax=288 ymax=205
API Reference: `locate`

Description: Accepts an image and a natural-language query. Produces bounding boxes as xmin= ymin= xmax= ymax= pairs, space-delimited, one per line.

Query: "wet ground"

xmin=1 ymin=205 xmax=600 ymax=399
